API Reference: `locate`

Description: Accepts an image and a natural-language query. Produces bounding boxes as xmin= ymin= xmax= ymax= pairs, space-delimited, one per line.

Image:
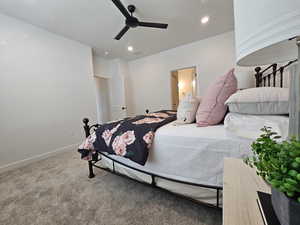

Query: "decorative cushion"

xmin=196 ymin=69 xmax=237 ymax=127
xmin=225 ymin=87 xmax=289 ymax=115
xmin=176 ymin=94 xmax=200 ymax=124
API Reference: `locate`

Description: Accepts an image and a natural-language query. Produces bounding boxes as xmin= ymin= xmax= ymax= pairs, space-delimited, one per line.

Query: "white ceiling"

xmin=0 ymin=0 xmax=234 ymax=60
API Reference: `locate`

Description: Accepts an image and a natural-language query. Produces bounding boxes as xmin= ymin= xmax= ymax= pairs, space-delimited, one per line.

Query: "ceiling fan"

xmin=111 ymin=0 xmax=168 ymax=40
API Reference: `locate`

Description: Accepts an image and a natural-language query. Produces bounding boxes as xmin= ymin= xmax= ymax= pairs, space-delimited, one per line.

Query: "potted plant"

xmin=245 ymin=127 xmax=300 ymax=225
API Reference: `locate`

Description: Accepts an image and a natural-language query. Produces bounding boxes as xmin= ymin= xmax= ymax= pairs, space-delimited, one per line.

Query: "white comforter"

xmin=101 ymin=122 xmax=253 ymax=186
xmin=224 ymin=113 xmax=289 ymax=140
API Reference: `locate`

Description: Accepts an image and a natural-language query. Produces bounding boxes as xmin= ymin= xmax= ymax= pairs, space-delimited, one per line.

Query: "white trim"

xmin=0 ymin=143 xmax=80 ymax=174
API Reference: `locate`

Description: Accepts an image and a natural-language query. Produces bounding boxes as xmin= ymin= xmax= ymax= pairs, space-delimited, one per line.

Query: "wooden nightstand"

xmin=223 ymin=158 xmax=271 ymax=225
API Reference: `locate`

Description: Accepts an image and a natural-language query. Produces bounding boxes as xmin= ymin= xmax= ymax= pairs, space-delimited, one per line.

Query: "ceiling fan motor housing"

xmin=126 ymin=17 xmax=139 ymax=28
xmin=126 ymin=5 xmax=138 ymax=28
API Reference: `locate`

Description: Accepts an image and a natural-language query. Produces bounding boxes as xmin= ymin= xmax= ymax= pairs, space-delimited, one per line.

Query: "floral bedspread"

xmin=78 ymin=110 xmax=177 ymax=165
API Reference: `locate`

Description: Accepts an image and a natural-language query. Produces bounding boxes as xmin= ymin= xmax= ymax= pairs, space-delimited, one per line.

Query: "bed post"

xmin=289 ymin=38 xmax=300 ymax=140
xmin=254 ymin=67 xmax=262 ymax=87
xmin=83 ymin=118 xmax=95 ymax=178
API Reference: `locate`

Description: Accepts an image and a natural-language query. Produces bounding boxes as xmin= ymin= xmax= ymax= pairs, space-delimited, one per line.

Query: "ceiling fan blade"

xmin=111 ymin=0 xmax=131 ymax=19
xmin=138 ymin=22 xmax=168 ymax=29
xmin=114 ymin=26 xmax=130 ymax=40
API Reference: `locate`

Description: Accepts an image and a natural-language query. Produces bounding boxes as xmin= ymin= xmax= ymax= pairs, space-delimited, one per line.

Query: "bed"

xmin=80 ymin=61 xmax=295 ymax=209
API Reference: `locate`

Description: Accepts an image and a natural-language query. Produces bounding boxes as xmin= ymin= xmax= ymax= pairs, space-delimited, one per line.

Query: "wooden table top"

xmin=223 ymin=158 xmax=271 ymax=225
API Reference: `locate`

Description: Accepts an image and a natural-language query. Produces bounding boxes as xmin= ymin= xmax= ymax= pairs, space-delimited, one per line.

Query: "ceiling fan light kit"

xmin=111 ymin=0 xmax=168 ymax=40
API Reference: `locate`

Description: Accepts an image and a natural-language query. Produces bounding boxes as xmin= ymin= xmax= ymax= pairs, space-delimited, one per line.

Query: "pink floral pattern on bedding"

xmin=112 ymin=131 xmax=136 ymax=156
xmin=102 ymin=124 xmax=121 ymax=146
xmin=147 ymin=112 xmax=169 ymax=118
xmin=143 ymin=131 xmax=154 ymax=149
xmin=78 ymin=110 xmax=177 ymax=165
xmin=112 ymin=136 xmax=127 ymax=156
xmin=79 ymin=132 xmax=96 ymax=150
xmin=132 ymin=117 xmax=164 ymax=125
xmin=121 ymin=130 xmax=136 ymax=145
xmin=167 ymin=111 xmax=177 ymax=114
xmin=78 ymin=132 xmax=97 ymax=160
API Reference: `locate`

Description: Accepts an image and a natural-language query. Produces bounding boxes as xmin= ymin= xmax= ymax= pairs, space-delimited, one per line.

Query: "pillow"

xmin=225 ymin=87 xmax=289 ymax=115
xmin=175 ymin=94 xmax=200 ymax=124
xmin=196 ymin=69 xmax=237 ymax=127
xmin=224 ymin=113 xmax=289 ymax=140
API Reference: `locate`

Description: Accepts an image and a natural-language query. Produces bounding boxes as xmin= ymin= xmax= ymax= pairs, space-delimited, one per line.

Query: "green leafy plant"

xmin=245 ymin=127 xmax=300 ymax=203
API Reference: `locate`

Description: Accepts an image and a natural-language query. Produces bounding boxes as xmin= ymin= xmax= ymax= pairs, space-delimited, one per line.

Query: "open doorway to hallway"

xmin=94 ymin=76 xmax=110 ymax=123
xmin=170 ymin=67 xmax=197 ymax=110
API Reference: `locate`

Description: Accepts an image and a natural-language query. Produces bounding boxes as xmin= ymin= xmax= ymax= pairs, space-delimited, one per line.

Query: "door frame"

xmin=170 ymin=66 xmax=197 ymax=109
xmin=94 ymin=75 xmax=111 ymax=123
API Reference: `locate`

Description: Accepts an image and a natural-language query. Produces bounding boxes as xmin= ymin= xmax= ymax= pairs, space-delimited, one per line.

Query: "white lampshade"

xmin=234 ymin=0 xmax=300 ymax=66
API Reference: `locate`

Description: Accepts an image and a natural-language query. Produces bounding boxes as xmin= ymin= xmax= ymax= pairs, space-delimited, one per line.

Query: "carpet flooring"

xmin=0 ymin=150 xmax=222 ymax=225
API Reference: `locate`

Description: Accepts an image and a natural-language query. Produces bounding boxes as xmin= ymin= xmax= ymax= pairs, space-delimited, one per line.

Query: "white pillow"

xmin=224 ymin=113 xmax=289 ymax=140
xmin=225 ymin=87 xmax=289 ymax=115
xmin=176 ymin=94 xmax=200 ymax=124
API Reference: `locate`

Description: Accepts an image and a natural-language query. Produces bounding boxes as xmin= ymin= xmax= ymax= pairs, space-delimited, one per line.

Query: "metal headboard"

xmin=254 ymin=59 xmax=297 ymax=87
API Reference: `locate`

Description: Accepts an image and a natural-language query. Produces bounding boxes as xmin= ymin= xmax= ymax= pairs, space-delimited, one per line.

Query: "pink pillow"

xmin=196 ymin=69 xmax=237 ymax=127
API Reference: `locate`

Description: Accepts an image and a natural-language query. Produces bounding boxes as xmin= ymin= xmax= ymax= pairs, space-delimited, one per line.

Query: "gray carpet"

xmin=0 ymin=150 xmax=222 ymax=225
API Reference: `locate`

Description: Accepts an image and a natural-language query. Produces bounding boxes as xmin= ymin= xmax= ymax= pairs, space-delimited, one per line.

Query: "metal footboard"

xmin=82 ymin=118 xmax=223 ymax=209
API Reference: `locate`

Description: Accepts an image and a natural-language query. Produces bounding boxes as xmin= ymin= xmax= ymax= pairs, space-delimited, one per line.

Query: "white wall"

xmin=93 ymin=57 xmax=129 ymax=120
xmin=127 ymin=31 xmax=255 ymax=115
xmin=0 ymin=14 xmax=97 ymax=169
xmin=93 ymin=31 xmax=256 ymax=117
xmin=93 ymin=57 xmax=114 ymax=77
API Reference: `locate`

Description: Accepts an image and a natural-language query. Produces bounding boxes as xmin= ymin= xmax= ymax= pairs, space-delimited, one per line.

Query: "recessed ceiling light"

xmin=127 ymin=46 xmax=134 ymax=52
xmin=201 ymin=16 xmax=210 ymax=24
xmin=105 ymin=51 xmax=109 ymax=55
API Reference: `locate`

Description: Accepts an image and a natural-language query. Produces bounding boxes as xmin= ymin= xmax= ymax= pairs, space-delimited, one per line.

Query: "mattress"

xmin=98 ymin=122 xmax=253 ymax=187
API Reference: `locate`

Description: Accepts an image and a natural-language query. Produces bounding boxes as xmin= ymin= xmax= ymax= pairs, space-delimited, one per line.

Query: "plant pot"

xmin=271 ymin=187 xmax=300 ymax=225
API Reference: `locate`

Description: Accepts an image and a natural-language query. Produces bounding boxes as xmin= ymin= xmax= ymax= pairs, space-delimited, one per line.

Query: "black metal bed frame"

xmin=254 ymin=59 xmax=297 ymax=87
xmin=81 ymin=61 xmax=297 ymax=210
xmin=82 ymin=118 xmax=223 ymax=209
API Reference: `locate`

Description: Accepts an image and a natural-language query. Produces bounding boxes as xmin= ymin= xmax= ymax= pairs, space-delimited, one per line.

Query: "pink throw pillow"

xmin=196 ymin=69 xmax=237 ymax=127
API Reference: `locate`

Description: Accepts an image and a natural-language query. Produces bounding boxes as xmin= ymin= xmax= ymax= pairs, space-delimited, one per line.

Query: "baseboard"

xmin=0 ymin=143 xmax=79 ymax=174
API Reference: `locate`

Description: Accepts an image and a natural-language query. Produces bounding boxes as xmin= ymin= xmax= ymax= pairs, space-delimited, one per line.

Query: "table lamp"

xmin=233 ymin=0 xmax=300 ymax=138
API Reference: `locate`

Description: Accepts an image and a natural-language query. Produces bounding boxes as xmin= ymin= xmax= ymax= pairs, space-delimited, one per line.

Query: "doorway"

xmin=170 ymin=67 xmax=197 ymax=110
xmin=94 ymin=76 xmax=110 ymax=123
